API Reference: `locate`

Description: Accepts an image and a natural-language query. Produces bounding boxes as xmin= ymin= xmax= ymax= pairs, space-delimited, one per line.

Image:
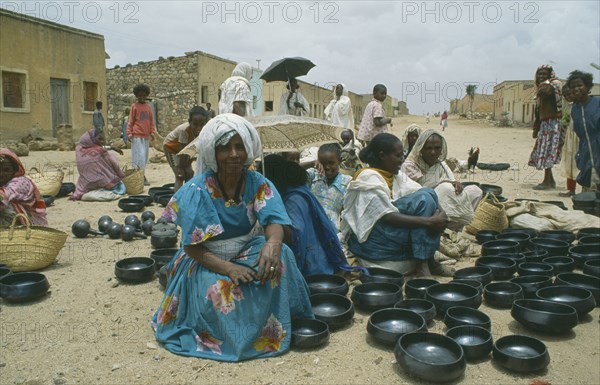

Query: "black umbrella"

xmin=260 ymin=57 xmax=316 ymax=82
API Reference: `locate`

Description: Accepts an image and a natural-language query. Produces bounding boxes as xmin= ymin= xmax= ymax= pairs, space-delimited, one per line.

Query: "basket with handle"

xmin=0 ymin=214 xmax=68 ymax=272
xmin=26 ymin=166 xmax=64 ymax=197
xmin=121 ymin=166 xmax=145 ymax=195
xmin=465 ymin=193 xmax=509 ymax=235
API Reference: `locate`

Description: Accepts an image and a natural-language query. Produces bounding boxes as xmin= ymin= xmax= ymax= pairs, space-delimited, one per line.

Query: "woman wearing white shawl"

xmin=324 ymin=84 xmax=354 ymax=129
xmin=401 ymin=129 xmax=483 ymax=231
xmin=401 ymin=124 xmax=422 ymax=157
xmin=341 ymin=133 xmax=449 ymax=277
xmin=218 ymin=62 xmax=253 ymax=117
xmin=153 ymin=113 xmax=313 ymax=362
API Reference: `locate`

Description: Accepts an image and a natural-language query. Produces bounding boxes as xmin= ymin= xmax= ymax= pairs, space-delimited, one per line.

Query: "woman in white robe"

xmin=324 ymin=83 xmax=354 ymax=129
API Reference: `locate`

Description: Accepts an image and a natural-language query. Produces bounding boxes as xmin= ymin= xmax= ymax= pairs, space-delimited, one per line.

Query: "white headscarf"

xmin=195 ymin=114 xmax=262 ymax=174
xmin=324 ymin=83 xmax=354 ymax=129
xmin=231 ymin=62 xmax=253 ymax=81
xmin=401 ymin=124 xmax=422 ymax=155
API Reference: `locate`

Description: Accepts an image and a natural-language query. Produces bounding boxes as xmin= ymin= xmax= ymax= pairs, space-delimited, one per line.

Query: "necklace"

xmin=216 ymin=173 xmax=244 ymax=207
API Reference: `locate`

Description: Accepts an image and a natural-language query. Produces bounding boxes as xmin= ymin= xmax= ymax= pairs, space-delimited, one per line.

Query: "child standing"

xmin=357 ymin=84 xmax=392 ymax=145
xmin=127 ymin=84 xmax=155 ymax=186
xmin=559 ymin=85 xmax=579 ymax=196
xmin=306 ymin=143 xmax=351 ymax=231
xmin=92 ymin=101 xmax=105 ymax=132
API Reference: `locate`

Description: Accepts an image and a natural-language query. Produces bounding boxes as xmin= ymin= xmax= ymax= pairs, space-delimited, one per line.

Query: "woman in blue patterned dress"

xmin=152 ymin=114 xmax=313 ymax=362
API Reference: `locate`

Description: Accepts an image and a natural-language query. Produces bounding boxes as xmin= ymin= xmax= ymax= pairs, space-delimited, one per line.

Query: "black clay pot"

xmin=577 ymin=227 xmax=600 ymax=239
xmin=482 ymin=240 xmax=519 ymax=257
xmin=151 ymin=229 xmax=178 ymax=249
xmin=98 ymin=218 xmax=113 ymax=233
xmin=130 ymin=195 xmax=153 ymax=206
xmin=107 ymin=223 xmax=123 ymax=239
xmin=0 ymin=267 xmax=13 ymax=281
xmin=492 ymin=335 xmax=549 ymax=373
xmin=453 ymin=267 xmax=493 ymax=286
xmin=568 ymin=244 xmax=600 ymax=268
xmin=118 ymin=198 xmax=145 ymax=212
xmin=150 ymin=248 xmax=179 ymax=271
xmin=71 ymin=219 xmax=104 ymax=238
xmin=476 ymin=230 xmax=500 ymax=244
xmin=446 ymin=325 xmax=493 ymax=362
xmin=476 ymin=256 xmax=516 ymax=280
xmin=141 ymin=211 xmax=156 ymax=222
xmin=115 ymin=257 xmax=155 ymax=283
xmin=148 ymin=187 xmax=172 ymax=200
xmin=495 ymin=233 xmax=531 ymax=252
xmin=425 ymin=283 xmax=481 ymax=314
xmin=124 ymin=215 xmax=142 ymax=230
xmin=0 ymin=272 xmax=50 ymax=302
xmin=367 ymin=308 xmax=427 ymax=346
xmin=310 ymin=293 xmax=354 ymax=329
xmin=306 ymin=274 xmax=349 ymax=296
xmin=142 ymin=219 xmax=155 ymax=236
xmin=511 ymin=299 xmax=578 ymax=334
xmin=530 ymin=238 xmax=570 ymax=257
xmin=292 ymin=318 xmax=330 ymax=349
xmin=539 ymin=230 xmax=575 ymax=244
xmin=121 ymin=225 xmax=147 ymax=242
xmin=510 ymin=275 xmax=553 ymax=299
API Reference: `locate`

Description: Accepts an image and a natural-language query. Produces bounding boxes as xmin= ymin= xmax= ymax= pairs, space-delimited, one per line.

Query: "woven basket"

xmin=465 ymin=193 xmax=509 ymax=235
xmin=26 ymin=166 xmax=64 ymax=197
xmin=0 ymin=214 xmax=68 ymax=272
xmin=122 ymin=166 xmax=145 ymax=195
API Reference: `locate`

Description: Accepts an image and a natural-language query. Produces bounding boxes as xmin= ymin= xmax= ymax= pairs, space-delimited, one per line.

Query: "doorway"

xmin=50 ymin=78 xmax=70 ymax=137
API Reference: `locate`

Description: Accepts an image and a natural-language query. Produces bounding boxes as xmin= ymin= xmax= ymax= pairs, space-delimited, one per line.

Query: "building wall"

xmin=451 ymin=93 xmax=494 ymax=114
xmin=0 ymin=9 xmax=106 ymax=140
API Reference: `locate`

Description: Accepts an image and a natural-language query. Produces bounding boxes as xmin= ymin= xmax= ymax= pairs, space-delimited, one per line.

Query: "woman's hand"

xmin=315 ymin=161 xmax=325 ymax=176
xmin=453 ymin=181 xmax=463 ymax=194
xmin=226 ymin=263 xmax=257 ymax=286
xmin=254 ymin=241 xmax=282 ymax=283
xmin=427 ymin=209 xmax=448 ymax=234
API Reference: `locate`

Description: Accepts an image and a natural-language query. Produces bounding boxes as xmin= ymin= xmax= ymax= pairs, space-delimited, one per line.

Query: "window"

xmin=2 ymin=71 xmax=25 ymax=108
xmin=83 ymin=81 xmax=98 ymax=111
xmin=265 ymin=101 xmax=273 ymax=112
xmin=201 ymin=86 xmax=209 ymax=103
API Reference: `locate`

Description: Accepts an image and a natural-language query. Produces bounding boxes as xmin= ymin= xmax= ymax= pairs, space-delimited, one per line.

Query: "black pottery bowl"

xmin=153 ymin=191 xmax=173 ymax=204
xmin=510 ymin=275 xmax=553 ymax=299
xmin=521 ymin=249 xmax=549 ymax=263
xmin=394 ymin=332 xmax=466 ymax=383
xmin=162 ymin=183 xmax=175 ymax=190
xmin=476 ymin=230 xmax=500 ymax=244
xmin=530 ymin=238 xmax=570 ymax=257
xmin=503 ymin=228 xmax=538 ymax=239
xmin=158 ymin=265 xmax=168 ymax=288
xmin=42 ymin=195 xmax=54 ymax=206
xmin=511 ymin=299 xmax=578 ymax=334
xmin=405 ymin=278 xmax=439 ymax=299
xmin=158 ymin=194 xmax=174 ymax=207
xmin=539 ymin=230 xmax=575 ymax=244
xmin=484 ymin=282 xmax=523 ymax=308
xmin=497 ymin=252 xmax=526 ymax=267
xmin=444 ymin=306 xmax=491 ymax=330
xmin=56 ymin=182 xmax=76 ymax=197
xmin=351 ymin=282 xmax=403 ymax=311
xmin=454 ymin=267 xmax=493 ymax=286
xmin=476 ymin=256 xmax=516 ymax=280
xmin=480 ymin=184 xmax=503 ymax=196
xmin=150 ymin=248 xmax=179 ymax=271
xmin=517 ymin=262 xmax=554 ymax=277
xmin=492 ymin=335 xmax=550 ymax=373
xmin=572 ymin=193 xmax=596 ymax=208
xmin=394 ymin=299 xmax=436 ymax=323
xmin=535 ymin=285 xmax=596 ymax=317
xmin=359 ymin=267 xmax=404 ymax=287
xmin=291 ymin=318 xmax=330 ymax=349
xmin=0 ymin=267 xmax=12 ymax=281
xmin=148 ymin=187 xmax=172 ymax=200
xmin=0 ymin=272 xmax=50 ymax=302
xmin=449 ymin=279 xmax=483 ymax=296
xmin=542 ymin=256 xmax=575 ymax=275
xmin=583 ymin=259 xmax=600 ymax=278
xmin=367 ymin=308 xmax=427 ymax=346
xmin=115 ymin=257 xmax=156 ymax=283
xmin=554 ymin=273 xmax=600 ymax=304
xmin=446 ymin=325 xmax=493 ymax=361
xmin=425 ymin=283 xmax=481 ymax=314
xmin=310 ymin=293 xmax=354 ymax=329
xmin=305 ymin=274 xmax=349 ymax=296
xmin=118 ymin=198 xmax=145 ymax=212
xmin=129 ymin=194 xmax=153 ymax=206
xmin=482 ymin=240 xmax=519 ymax=257
xmin=579 ymin=235 xmax=600 ymax=245
xmin=577 ymin=227 xmax=600 ymax=239
xmin=568 ymin=244 xmax=600 ymax=268
xmin=495 ymin=233 xmax=531 ymax=251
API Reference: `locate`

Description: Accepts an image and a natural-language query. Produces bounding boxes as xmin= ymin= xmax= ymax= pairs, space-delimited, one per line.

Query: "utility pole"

xmin=256 ymin=59 xmax=261 ymax=70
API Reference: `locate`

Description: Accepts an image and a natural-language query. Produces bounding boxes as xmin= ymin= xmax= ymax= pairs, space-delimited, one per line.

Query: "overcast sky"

xmin=7 ymin=0 xmax=599 ymax=114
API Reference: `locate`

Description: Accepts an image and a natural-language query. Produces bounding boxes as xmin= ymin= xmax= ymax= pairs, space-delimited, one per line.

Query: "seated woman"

xmin=163 ymin=106 xmax=210 ymax=191
xmin=402 ymin=123 xmax=422 ymax=157
xmin=153 ymin=114 xmax=313 ymax=362
xmin=71 ymin=129 xmax=126 ymax=201
xmin=401 ymin=129 xmax=483 ymax=231
xmin=341 ymin=133 xmax=449 ymax=277
xmin=263 ymin=154 xmax=357 ymax=276
xmin=0 ymin=148 xmax=47 ymax=226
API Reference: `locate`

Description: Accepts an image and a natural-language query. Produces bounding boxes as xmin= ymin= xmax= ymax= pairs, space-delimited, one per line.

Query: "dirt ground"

xmin=1 ymin=115 xmax=599 ymax=385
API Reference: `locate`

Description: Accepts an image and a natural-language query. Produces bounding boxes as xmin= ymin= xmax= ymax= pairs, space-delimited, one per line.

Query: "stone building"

xmin=0 ymin=8 xmax=107 ymax=140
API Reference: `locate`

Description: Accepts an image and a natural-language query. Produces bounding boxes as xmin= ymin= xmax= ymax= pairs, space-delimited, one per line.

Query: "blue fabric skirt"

xmin=152 ymin=236 xmax=313 ymax=362
xmin=348 ymin=188 xmax=440 ymax=261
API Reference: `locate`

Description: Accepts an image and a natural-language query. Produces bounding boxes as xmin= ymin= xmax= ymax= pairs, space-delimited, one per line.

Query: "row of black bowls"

xmin=0 ymin=268 xmax=50 ymax=303
xmin=118 ymin=184 xmax=175 ymax=212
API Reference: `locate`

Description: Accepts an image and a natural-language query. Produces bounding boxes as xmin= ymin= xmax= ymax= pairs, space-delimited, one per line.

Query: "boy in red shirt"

xmin=127 ymin=84 xmax=156 ymax=185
